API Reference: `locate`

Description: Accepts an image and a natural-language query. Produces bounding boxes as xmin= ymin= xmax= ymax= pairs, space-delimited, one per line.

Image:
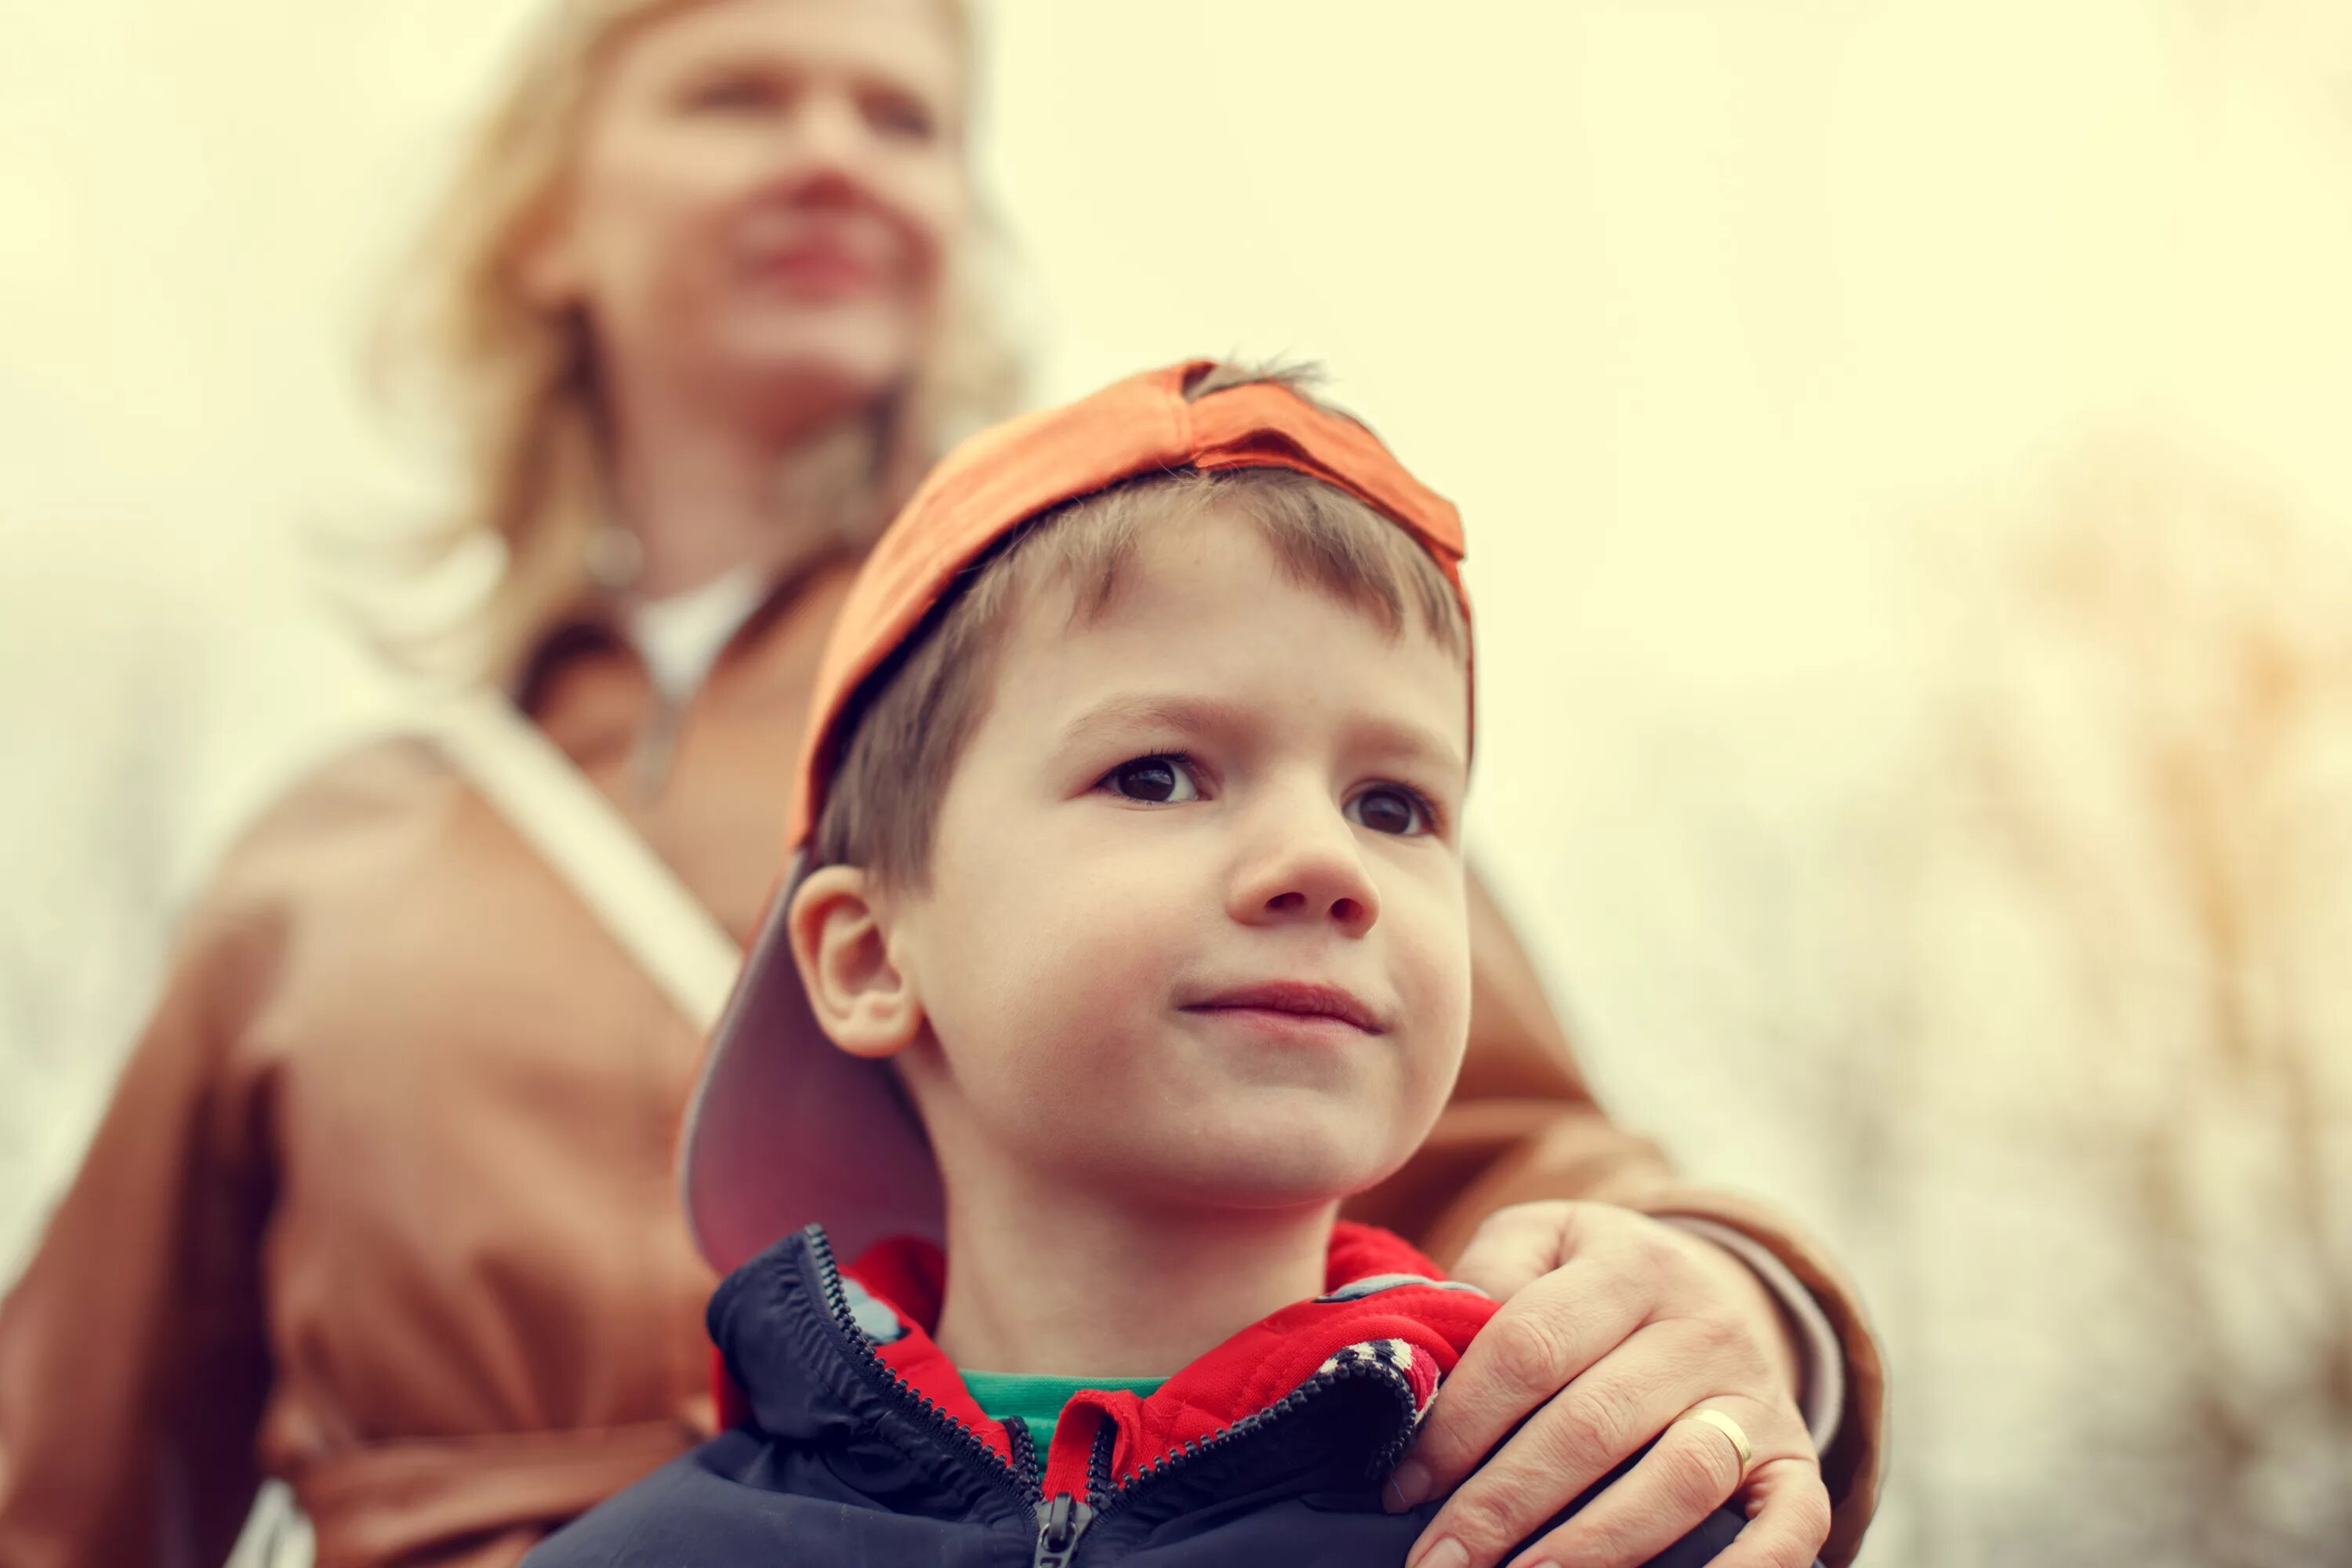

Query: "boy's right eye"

xmin=1102 ymin=754 xmax=1201 ymax=804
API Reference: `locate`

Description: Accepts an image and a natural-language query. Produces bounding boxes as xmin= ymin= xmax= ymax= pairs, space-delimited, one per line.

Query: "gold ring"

xmin=1675 ymin=1406 xmax=1755 ymax=1475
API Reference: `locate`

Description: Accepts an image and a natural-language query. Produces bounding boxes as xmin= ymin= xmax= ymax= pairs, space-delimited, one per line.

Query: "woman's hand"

xmin=1391 ymin=1201 xmax=1832 ymax=1568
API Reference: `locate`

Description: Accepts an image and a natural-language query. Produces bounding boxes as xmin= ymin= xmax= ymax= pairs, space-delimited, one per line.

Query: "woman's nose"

xmin=774 ymin=92 xmax=876 ymax=192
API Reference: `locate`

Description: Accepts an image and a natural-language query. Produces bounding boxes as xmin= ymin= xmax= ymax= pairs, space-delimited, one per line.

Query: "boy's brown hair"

xmin=811 ymin=363 xmax=1469 ymax=890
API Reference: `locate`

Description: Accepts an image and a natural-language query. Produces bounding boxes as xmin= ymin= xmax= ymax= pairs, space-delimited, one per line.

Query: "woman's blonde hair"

xmin=372 ymin=0 xmax=1022 ymax=686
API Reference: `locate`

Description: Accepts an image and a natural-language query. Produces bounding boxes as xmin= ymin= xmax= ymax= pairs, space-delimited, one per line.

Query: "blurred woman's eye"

xmin=862 ymin=88 xmax=938 ymax=141
xmin=681 ymin=72 xmax=785 ymax=114
xmin=1102 ymin=755 xmax=1202 ymax=805
xmin=1348 ymin=784 xmax=1436 ymax=837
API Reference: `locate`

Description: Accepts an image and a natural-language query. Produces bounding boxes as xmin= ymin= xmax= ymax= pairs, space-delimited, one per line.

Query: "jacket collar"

xmin=710 ymin=1223 xmax=1496 ymax=1513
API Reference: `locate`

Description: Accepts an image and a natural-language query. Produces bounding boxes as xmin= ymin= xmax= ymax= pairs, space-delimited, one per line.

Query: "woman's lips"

xmin=746 ymin=238 xmax=885 ymax=297
xmin=1181 ymin=981 xmax=1386 ymax=1039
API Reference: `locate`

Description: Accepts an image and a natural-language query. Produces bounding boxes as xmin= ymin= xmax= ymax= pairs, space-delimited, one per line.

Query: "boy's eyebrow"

xmin=1056 ymin=694 xmax=1247 ymax=750
xmin=1057 ymin=692 xmax=1467 ymax=781
xmin=1351 ymin=717 xmax=1469 ymax=783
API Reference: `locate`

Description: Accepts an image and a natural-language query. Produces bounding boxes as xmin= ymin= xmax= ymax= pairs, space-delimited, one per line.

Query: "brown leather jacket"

xmin=0 ymin=563 xmax=1882 ymax=1568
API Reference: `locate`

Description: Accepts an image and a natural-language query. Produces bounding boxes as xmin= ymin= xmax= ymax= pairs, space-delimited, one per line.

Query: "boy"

xmin=526 ymin=361 xmax=1750 ymax=1566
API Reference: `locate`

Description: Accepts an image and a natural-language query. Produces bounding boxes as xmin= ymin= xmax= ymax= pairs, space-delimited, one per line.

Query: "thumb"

xmin=1445 ymin=1200 xmax=1582 ymax=1301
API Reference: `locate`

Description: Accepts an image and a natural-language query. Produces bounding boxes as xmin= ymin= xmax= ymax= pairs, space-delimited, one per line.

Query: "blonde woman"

xmin=0 ymin=4 xmax=1883 ymax=1566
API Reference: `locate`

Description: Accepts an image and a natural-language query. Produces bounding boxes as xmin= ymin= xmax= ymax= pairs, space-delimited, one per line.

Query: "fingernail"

xmin=1414 ymin=1537 xmax=1469 ymax=1568
xmin=1388 ymin=1459 xmax=1434 ymax=1511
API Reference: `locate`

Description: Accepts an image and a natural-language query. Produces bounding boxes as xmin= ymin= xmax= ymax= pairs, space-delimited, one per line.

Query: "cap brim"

xmin=679 ymin=853 xmax=943 ymax=1273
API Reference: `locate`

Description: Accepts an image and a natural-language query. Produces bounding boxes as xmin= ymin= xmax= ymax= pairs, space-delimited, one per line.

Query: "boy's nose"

xmin=1229 ymin=811 xmax=1381 ymax=939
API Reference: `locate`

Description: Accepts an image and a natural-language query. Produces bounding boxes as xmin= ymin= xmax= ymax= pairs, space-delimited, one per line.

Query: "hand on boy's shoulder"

xmin=1386 ymin=1201 xmax=1831 ymax=1568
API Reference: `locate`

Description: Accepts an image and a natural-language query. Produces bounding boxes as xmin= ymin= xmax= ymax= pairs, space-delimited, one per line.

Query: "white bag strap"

xmin=430 ymin=689 xmax=741 ymax=1031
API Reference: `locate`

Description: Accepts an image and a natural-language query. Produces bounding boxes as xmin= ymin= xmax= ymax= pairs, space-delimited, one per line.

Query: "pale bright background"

xmin=6 ymin=2 xmax=2352 ymax=1564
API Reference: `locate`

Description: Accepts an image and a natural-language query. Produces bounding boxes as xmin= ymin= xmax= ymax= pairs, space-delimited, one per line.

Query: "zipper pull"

xmin=1031 ymin=1492 xmax=1095 ymax=1567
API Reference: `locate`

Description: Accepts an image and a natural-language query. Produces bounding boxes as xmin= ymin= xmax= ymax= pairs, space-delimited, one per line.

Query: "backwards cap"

xmin=681 ymin=360 xmax=1472 ymax=1271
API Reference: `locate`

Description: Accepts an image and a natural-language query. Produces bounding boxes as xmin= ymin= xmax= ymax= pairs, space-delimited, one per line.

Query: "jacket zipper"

xmin=1086 ymin=1355 xmax=1423 ymax=1530
xmin=805 ymin=1229 xmax=1098 ymax=1565
xmin=801 ymin=1229 xmax=1037 ymax=1498
xmin=1029 ymin=1492 xmax=1095 ymax=1566
xmin=802 ymin=1229 xmax=1421 ymax=1564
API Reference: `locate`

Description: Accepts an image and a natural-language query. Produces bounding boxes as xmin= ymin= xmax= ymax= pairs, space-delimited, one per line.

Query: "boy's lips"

xmin=1181 ymin=982 xmax=1386 ymax=1036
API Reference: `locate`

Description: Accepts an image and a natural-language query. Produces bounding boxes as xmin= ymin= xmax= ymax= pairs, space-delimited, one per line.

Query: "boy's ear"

xmin=786 ymin=865 xmax=923 ymax=1061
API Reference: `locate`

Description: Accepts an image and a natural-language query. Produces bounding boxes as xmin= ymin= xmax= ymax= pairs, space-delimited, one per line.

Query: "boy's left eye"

xmin=1348 ymin=785 xmax=1434 ymax=837
xmin=1102 ymin=755 xmax=1201 ymax=804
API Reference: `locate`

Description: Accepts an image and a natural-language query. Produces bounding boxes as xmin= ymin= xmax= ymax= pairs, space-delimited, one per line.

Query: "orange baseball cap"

xmin=680 ymin=361 xmax=1472 ymax=1270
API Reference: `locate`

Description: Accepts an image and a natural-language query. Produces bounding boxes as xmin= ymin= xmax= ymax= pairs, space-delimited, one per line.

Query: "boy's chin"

xmin=1112 ymin=1121 xmax=1411 ymax=1214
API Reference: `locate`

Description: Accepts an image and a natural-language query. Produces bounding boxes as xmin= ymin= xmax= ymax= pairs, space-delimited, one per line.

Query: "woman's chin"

xmin=720 ymin=311 xmax=922 ymax=403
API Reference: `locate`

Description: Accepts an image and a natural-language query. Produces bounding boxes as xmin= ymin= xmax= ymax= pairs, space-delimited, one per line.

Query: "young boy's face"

xmin=881 ymin=502 xmax=1474 ymax=1213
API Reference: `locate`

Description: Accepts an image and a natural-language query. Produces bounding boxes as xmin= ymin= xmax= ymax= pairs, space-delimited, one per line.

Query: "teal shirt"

xmin=961 ymin=1370 xmax=1167 ymax=1450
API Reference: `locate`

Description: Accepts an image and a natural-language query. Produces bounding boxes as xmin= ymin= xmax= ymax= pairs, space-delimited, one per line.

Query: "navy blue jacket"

xmin=524 ymin=1224 xmax=1747 ymax=1566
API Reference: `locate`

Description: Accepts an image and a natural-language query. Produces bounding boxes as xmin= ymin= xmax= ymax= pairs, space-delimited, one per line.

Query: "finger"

xmin=1448 ymin=1201 xmax=1588 ymax=1301
xmin=1499 ymin=1396 xmax=1791 ymax=1568
xmin=1709 ymin=1457 xmax=1835 ymax=1568
xmin=1393 ymin=1258 xmax=1653 ymax=1508
xmin=1405 ymin=1324 xmax=1706 ymax=1568
xmin=1501 ymin=1406 xmax=1744 ymax=1568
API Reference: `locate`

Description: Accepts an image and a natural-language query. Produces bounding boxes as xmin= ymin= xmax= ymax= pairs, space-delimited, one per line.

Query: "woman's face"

xmin=534 ymin=0 xmax=967 ymax=433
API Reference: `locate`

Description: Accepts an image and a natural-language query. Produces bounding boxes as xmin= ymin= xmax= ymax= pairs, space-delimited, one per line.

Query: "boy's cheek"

xmin=1388 ymin=903 xmax=1475 ymax=1042
xmin=1408 ymin=1018 xmax=1472 ymax=1113
xmin=1395 ymin=994 xmax=1473 ymax=1146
